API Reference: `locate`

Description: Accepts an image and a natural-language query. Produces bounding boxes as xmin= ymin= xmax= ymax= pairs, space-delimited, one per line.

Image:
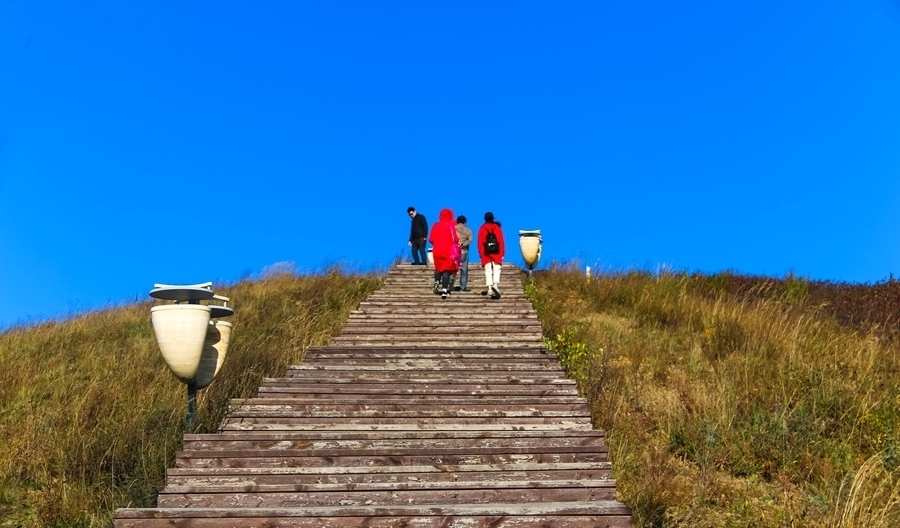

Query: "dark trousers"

xmin=410 ymin=238 xmax=427 ymax=264
xmin=434 ymin=270 xmax=454 ymax=291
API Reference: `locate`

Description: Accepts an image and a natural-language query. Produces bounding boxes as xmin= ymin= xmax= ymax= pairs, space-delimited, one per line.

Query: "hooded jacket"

xmin=428 ymin=208 xmax=460 ymax=273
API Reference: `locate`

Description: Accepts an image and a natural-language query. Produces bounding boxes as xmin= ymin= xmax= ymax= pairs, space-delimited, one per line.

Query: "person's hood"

xmin=439 ymin=208 xmax=455 ymax=222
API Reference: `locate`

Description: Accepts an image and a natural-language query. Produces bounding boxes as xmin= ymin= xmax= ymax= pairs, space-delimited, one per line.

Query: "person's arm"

xmin=476 ymin=226 xmax=485 ymax=259
xmin=461 ymin=227 xmax=472 ymax=248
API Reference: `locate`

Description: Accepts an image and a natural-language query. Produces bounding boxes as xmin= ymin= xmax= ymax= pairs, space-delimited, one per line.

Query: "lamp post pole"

xmin=186 ymin=381 xmax=197 ymax=427
xmin=149 ymin=283 xmax=234 ymax=430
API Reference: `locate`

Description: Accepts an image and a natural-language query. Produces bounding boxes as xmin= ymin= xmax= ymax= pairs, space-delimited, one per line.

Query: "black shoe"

xmin=441 ymin=289 xmax=449 ymax=299
xmin=491 ymin=286 xmax=501 ymax=299
xmin=481 ymin=290 xmax=489 ymax=296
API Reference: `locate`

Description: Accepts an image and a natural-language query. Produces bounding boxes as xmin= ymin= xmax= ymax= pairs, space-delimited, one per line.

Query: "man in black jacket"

xmin=407 ymin=206 xmax=428 ymax=265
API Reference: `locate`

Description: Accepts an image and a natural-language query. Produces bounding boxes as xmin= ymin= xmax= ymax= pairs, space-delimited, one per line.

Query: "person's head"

xmin=457 ymin=215 xmax=467 ymax=224
xmin=407 ymin=206 xmax=416 ymax=217
xmin=484 ymin=212 xmax=495 ymax=223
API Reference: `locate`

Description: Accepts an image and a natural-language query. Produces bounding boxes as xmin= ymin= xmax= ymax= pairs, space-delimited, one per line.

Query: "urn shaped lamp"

xmin=518 ymin=229 xmax=542 ymax=279
xmin=149 ymin=283 xmax=235 ymax=426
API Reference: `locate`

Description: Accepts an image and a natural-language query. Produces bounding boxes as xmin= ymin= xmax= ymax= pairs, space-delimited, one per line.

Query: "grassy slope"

xmin=2 ymin=266 xmax=899 ymax=527
xmin=0 ymin=271 xmax=383 ymax=527
xmin=528 ymin=266 xmax=900 ymax=527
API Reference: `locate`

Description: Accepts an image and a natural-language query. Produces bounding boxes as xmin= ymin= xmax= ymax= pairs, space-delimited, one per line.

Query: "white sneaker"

xmin=441 ymin=289 xmax=449 ymax=299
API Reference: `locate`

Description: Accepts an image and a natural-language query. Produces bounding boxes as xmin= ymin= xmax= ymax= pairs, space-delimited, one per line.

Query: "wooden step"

xmin=165 ymin=461 xmax=613 ymax=484
xmin=115 ymin=502 xmax=633 ymax=527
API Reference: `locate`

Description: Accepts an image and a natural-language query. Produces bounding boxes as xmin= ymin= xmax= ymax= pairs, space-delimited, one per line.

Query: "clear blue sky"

xmin=2 ymin=1 xmax=900 ymax=329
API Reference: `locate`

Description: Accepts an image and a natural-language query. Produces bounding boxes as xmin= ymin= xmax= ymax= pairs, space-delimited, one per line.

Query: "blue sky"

xmin=2 ymin=1 xmax=900 ymax=329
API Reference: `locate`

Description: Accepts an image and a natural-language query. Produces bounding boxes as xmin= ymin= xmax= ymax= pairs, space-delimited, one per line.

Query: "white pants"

xmin=484 ymin=262 xmax=502 ymax=287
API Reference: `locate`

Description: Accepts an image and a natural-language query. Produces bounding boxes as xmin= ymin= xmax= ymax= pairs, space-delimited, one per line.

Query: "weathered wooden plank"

xmin=182 ymin=436 xmax=606 ymax=451
xmin=219 ymin=423 xmax=596 ymax=432
xmin=327 ymin=337 xmax=545 ymax=343
xmin=235 ymin=396 xmax=587 ymax=406
xmin=254 ymin=385 xmax=580 ymax=397
xmin=224 ymin=409 xmax=592 ymax=419
xmin=289 ymin=364 xmax=559 ymax=372
xmin=160 ymin=480 xmax=617 ymax=493
xmin=156 ymin=483 xmax=617 ymax=507
xmin=340 ymin=324 xmax=540 ymax=330
xmin=324 ymin=342 xmax=547 ymax=348
xmin=306 ymin=345 xmax=551 ymax=353
xmin=220 ymin=417 xmax=595 ymax=429
xmin=118 ymin=515 xmax=632 ymax=527
xmin=175 ymin=453 xmax=609 ymax=470
xmin=346 ymin=314 xmax=539 ymax=320
xmin=165 ymin=473 xmax=614 ymax=489
xmin=266 ymin=388 xmax=569 ymax=397
xmin=328 ymin=336 xmax=545 ymax=342
xmin=165 ymin=465 xmax=613 ymax=486
xmin=280 ymin=374 xmax=574 ymax=384
xmin=302 ymin=356 xmax=558 ymax=364
xmin=361 ymin=301 xmax=533 ymax=306
xmin=115 ymin=501 xmax=633 ymax=519
xmin=187 ymin=429 xmax=605 ymax=440
xmin=166 ymin=461 xmax=611 ymax=477
xmin=227 ymin=405 xmax=591 ymax=416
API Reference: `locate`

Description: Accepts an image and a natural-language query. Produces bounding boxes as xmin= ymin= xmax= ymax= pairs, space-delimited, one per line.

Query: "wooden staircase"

xmin=114 ymin=263 xmax=632 ymax=527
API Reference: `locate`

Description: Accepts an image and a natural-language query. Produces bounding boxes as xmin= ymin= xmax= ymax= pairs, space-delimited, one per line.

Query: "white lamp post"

xmin=518 ymin=230 xmax=542 ymax=280
xmin=149 ymin=283 xmax=235 ymax=426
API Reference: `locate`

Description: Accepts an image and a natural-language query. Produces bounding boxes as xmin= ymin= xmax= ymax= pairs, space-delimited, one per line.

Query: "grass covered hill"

xmin=528 ymin=266 xmax=900 ymax=527
xmin=0 ymin=270 xmax=384 ymax=527
xmin=1 ymin=264 xmax=899 ymax=527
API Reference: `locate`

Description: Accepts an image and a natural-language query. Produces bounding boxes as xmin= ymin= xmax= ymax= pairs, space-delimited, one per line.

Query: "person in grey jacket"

xmin=407 ymin=206 xmax=428 ymax=265
xmin=455 ymin=215 xmax=473 ymax=291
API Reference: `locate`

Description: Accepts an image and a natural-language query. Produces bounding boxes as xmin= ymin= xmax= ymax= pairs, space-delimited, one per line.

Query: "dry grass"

xmin=3 ymin=262 xmax=898 ymax=527
xmin=527 ymin=265 xmax=900 ymax=527
xmin=0 ymin=269 xmax=382 ymax=527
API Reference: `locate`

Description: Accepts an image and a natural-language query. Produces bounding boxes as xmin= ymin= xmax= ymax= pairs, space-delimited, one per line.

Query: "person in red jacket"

xmin=477 ymin=211 xmax=505 ymax=299
xmin=429 ymin=208 xmax=460 ymax=299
